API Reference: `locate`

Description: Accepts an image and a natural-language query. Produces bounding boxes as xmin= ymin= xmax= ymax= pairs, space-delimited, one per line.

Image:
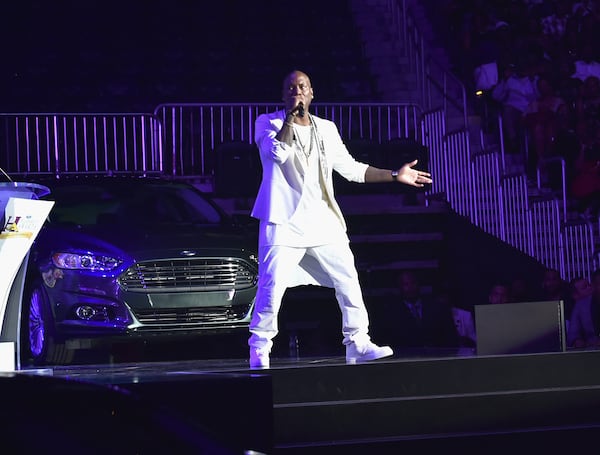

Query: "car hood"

xmin=34 ymin=222 xmax=258 ymax=262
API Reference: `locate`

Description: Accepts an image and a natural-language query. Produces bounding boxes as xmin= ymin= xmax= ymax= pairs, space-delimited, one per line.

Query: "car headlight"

xmin=52 ymin=252 xmax=122 ymax=272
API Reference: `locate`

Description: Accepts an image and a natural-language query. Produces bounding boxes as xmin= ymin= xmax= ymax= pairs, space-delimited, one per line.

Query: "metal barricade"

xmin=562 ymin=221 xmax=596 ymax=282
xmin=0 ymin=113 xmax=163 ymax=176
xmin=444 ymin=129 xmax=473 ymax=218
xmin=153 ymin=102 xmax=423 ymax=177
xmin=471 ymin=150 xmax=502 ymax=237
xmin=530 ymin=198 xmax=563 ymax=274
xmin=0 ymin=103 xmax=594 ymax=281
xmin=420 ymin=108 xmax=446 ymax=198
xmin=499 ymin=174 xmax=532 ymax=255
xmin=537 ymin=156 xmax=567 ymax=223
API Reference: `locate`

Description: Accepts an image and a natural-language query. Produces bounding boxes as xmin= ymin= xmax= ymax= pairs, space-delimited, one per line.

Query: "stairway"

xmin=342 ymin=194 xmax=449 ymax=295
xmin=348 ymin=0 xmax=599 ymax=279
xmin=275 ymin=193 xmax=451 ymax=359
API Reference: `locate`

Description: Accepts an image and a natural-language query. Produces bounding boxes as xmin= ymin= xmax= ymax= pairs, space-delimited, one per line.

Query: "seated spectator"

xmin=377 ymin=270 xmax=459 ymax=350
xmin=535 ymin=267 xmax=573 ymax=320
xmin=572 ymin=0 xmax=600 ymax=19
xmin=509 ymin=274 xmax=535 ymax=302
xmin=571 ymin=75 xmax=600 ymax=202
xmin=524 ymin=76 xmax=568 ymax=181
xmin=570 ymin=139 xmax=600 ymax=218
xmin=569 ymin=274 xmax=594 ymax=303
xmin=451 ymin=306 xmax=476 ymax=348
xmin=487 ymin=282 xmax=510 ymax=304
xmin=539 ymin=0 xmax=572 ymax=53
xmin=575 ymin=75 xmax=600 ymax=143
xmin=470 ymin=13 xmax=504 ymax=93
xmin=491 ymin=60 xmax=540 ymax=163
xmin=571 ymin=43 xmax=600 ymax=84
xmin=567 ymin=269 xmax=600 ymax=348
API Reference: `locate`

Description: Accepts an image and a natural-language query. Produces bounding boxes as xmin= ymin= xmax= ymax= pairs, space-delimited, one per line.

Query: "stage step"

xmin=29 ymin=348 xmax=600 ymax=454
xmin=342 ymin=198 xmax=450 ymax=292
xmin=267 ymin=350 xmax=600 ymax=451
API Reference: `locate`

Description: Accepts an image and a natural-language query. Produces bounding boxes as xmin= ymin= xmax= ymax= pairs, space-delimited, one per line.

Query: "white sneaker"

xmin=249 ymin=347 xmax=270 ymax=369
xmin=346 ymin=341 xmax=393 ymax=364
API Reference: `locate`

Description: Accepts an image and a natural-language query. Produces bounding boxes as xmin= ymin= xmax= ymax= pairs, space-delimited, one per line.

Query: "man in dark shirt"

xmin=377 ymin=270 xmax=459 ymax=350
xmin=567 ymin=268 xmax=600 ymax=348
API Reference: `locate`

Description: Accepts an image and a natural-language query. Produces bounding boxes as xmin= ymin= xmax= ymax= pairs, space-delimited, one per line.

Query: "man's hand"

xmin=396 ymin=160 xmax=432 ymax=187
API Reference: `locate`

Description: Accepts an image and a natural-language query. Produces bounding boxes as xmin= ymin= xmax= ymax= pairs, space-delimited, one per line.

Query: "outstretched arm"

xmin=364 ymin=159 xmax=432 ymax=187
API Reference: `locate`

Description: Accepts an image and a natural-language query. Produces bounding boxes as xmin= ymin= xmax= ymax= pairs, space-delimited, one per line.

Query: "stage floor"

xmin=24 ymin=345 xmax=477 ymax=378
xmin=9 ymin=347 xmax=600 ymax=455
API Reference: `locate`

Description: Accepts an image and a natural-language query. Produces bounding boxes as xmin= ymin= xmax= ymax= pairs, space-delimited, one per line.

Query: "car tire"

xmin=24 ymin=284 xmax=73 ymax=366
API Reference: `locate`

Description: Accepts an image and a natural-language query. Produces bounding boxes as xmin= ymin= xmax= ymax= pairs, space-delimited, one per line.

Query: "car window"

xmin=47 ymin=182 xmax=223 ymax=226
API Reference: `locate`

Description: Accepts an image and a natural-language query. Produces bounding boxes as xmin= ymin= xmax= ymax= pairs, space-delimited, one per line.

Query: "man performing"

xmin=249 ymin=70 xmax=432 ymax=368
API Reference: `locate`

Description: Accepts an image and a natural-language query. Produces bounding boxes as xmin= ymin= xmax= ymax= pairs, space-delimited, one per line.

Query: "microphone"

xmin=297 ymin=102 xmax=305 ymax=118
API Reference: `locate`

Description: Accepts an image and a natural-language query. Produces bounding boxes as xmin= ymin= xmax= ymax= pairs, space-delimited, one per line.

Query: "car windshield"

xmin=46 ymin=182 xmax=224 ymax=226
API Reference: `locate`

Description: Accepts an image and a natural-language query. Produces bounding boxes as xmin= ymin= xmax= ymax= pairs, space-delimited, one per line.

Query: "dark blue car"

xmin=23 ymin=176 xmax=258 ymax=365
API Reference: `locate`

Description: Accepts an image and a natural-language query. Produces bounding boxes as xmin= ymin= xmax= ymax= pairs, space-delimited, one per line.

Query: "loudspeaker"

xmin=474 ymin=300 xmax=566 ymax=355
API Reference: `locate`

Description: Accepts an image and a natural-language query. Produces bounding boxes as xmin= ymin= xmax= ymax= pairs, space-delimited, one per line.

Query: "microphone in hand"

xmin=287 ymin=102 xmax=305 ymax=118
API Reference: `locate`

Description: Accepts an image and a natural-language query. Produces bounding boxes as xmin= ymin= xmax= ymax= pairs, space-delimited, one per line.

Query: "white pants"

xmin=248 ymin=242 xmax=371 ymax=352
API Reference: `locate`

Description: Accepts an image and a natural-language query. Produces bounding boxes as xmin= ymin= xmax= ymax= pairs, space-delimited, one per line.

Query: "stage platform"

xmin=4 ymin=347 xmax=600 ymax=454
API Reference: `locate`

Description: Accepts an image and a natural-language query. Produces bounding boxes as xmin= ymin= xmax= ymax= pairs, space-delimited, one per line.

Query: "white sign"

xmin=0 ymin=197 xmax=54 ymax=341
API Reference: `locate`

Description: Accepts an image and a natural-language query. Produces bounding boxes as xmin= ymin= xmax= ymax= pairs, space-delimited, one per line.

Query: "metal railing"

xmin=421 ymin=108 xmax=596 ymax=281
xmin=530 ymin=198 xmax=563 ymax=273
xmin=0 ymin=113 xmax=163 ymax=176
xmin=499 ymin=173 xmax=532 ymax=254
xmin=562 ymin=221 xmax=596 ymax=281
xmin=153 ymin=102 xmax=423 ymax=177
xmin=0 ymin=103 xmax=594 ymax=281
xmin=492 ymin=112 xmax=597 ymax=280
xmin=471 ymin=150 xmax=502 ymax=237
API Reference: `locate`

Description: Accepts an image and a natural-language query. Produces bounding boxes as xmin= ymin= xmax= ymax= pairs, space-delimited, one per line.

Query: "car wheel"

xmin=25 ymin=284 xmax=73 ymax=366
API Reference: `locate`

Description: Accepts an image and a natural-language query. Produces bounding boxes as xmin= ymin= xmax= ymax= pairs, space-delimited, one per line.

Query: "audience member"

xmin=572 ymin=0 xmax=600 ymax=19
xmin=509 ymin=274 xmax=535 ymax=302
xmin=569 ymin=274 xmax=594 ymax=302
xmin=539 ymin=0 xmax=572 ymax=54
xmin=567 ymin=268 xmax=600 ymax=348
xmin=538 ymin=267 xmax=569 ymax=298
xmin=571 ymin=43 xmax=600 ymax=85
xmin=491 ymin=60 xmax=540 ymax=166
xmin=469 ymin=11 xmax=504 ymax=94
xmin=524 ymin=76 xmax=568 ymax=181
xmin=571 ymin=1 xmax=600 ymax=48
xmin=535 ymin=267 xmax=573 ymax=320
xmin=487 ymin=282 xmax=510 ymax=305
xmin=451 ymin=305 xmax=476 ymax=348
xmin=570 ymin=134 xmax=600 ymax=218
xmin=377 ymin=270 xmax=459 ymax=350
xmin=575 ymin=75 xmax=600 ymax=143
xmin=456 ymin=4 xmax=500 ymax=91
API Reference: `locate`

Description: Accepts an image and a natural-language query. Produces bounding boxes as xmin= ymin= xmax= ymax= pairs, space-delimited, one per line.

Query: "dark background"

xmin=0 ymin=0 xmax=374 ymax=112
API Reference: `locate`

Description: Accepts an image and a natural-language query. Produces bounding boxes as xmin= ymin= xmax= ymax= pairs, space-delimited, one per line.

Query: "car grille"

xmin=133 ymin=304 xmax=252 ymax=325
xmin=118 ymin=257 xmax=257 ymax=292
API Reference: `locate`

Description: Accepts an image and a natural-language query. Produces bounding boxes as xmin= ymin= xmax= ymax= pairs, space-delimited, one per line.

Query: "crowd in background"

xmin=373 ymin=265 xmax=600 ymax=352
xmin=438 ymin=0 xmax=600 ymax=219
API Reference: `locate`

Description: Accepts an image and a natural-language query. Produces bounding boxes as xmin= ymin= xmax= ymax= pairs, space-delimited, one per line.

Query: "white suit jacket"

xmin=251 ymin=110 xmax=368 ymax=231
